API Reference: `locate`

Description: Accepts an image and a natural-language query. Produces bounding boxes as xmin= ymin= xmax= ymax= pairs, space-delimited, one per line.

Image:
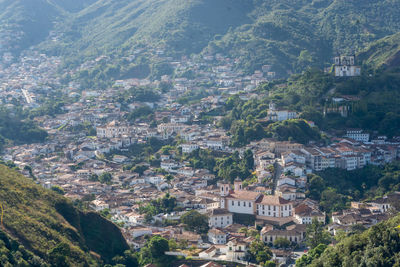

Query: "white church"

xmin=333 ymin=55 xmax=361 ymax=77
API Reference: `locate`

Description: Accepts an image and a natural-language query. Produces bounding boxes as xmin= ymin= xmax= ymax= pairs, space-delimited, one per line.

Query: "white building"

xmin=208 ymin=228 xmax=227 ymax=244
xmin=90 ymin=199 xmax=109 ymax=211
xmin=226 ymin=238 xmax=248 ymax=261
xmin=333 ymin=55 xmax=361 ymax=77
xmin=267 ymin=103 xmax=298 ymax=121
xmin=207 ymin=208 xmax=233 ymax=228
xmin=294 ymin=204 xmax=325 ymax=224
xmin=180 ymin=143 xmax=199 ymax=153
xmin=219 ymin=180 xmax=294 ymax=218
xmin=261 ymin=224 xmax=306 ymax=245
xmin=345 ymin=129 xmax=370 ymax=142
xmin=96 ymin=120 xmax=132 ymax=139
xmin=255 ymin=194 xmax=293 ymax=218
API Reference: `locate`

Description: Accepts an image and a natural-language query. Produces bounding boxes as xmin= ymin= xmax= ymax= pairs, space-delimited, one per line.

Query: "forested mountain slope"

xmin=0 ymin=164 xmax=129 ymax=266
xmin=2 ymin=0 xmax=400 ymax=76
xmin=358 ymin=32 xmax=400 ymax=69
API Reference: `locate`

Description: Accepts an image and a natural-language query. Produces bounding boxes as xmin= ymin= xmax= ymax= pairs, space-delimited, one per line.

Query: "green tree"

xmin=307 ymin=175 xmax=326 ymax=200
xmin=263 ymin=261 xmax=276 ymax=267
xmin=296 ymin=243 xmax=327 ymax=267
xmin=274 ymin=237 xmax=291 ymax=248
xmin=99 ymin=172 xmax=112 ymax=184
xmin=148 ymin=236 xmax=169 ymax=259
xmin=243 ymin=149 xmax=254 ymax=170
xmin=112 ymin=250 xmax=138 ymax=267
xmin=89 ymin=173 xmax=99 ymax=182
xmin=306 ymin=218 xmax=331 ymax=249
xmin=51 ymin=186 xmax=65 ymax=195
xmin=48 ymin=242 xmax=71 ymax=266
xmin=180 ymin=210 xmax=209 ymax=234
xmin=23 ymin=165 xmax=35 ymax=180
xmin=319 ymin=187 xmax=348 ymax=212
xmin=164 ymin=174 xmax=174 ymax=192
xmin=248 ymin=240 xmax=272 ymax=265
xmin=132 ymin=165 xmax=148 ymax=176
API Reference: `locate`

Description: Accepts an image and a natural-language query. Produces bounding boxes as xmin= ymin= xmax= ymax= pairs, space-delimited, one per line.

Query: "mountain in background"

xmin=0 ymin=164 xmax=129 ymax=266
xmin=1 ymin=0 xmax=400 ymax=76
xmin=0 ymin=0 xmax=97 ymax=52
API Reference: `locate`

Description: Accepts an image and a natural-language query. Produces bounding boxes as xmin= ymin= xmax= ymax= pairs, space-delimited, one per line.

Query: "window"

xmin=238 ymin=201 xmax=240 ymax=206
xmin=243 ymin=202 xmax=246 ymax=207
xmin=232 ymin=201 xmax=234 ymax=206
xmin=249 ymin=202 xmax=252 ymax=207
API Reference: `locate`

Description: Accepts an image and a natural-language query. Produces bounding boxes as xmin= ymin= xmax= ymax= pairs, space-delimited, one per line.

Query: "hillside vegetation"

xmin=358 ymin=32 xmax=400 ymax=69
xmin=2 ymin=0 xmax=400 ymax=76
xmin=0 ymin=164 xmax=129 ymax=266
xmin=297 ymin=212 xmax=400 ymax=266
xmin=0 ymin=0 xmax=96 ymax=53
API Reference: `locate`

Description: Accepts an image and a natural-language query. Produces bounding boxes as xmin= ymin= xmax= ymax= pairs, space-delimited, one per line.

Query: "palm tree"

xmin=164 ymin=174 xmax=174 ymax=192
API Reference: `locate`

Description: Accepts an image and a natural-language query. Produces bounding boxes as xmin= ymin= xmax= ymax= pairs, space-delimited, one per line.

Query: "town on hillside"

xmin=1 ymin=47 xmax=399 ymax=266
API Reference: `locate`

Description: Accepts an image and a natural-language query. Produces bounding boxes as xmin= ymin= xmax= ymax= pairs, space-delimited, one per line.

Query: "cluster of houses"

xmin=2 ymin=46 xmax=400 ymax=267
xmin=0 ymin=26 xmax=24 ymax=60
xmin=0 ymin=51 xmax=62 ymax=108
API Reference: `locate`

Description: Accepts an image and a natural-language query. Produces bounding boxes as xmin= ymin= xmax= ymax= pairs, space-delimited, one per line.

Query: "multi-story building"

xmin=207 ymin=208 xmax=233 ymax=228
xmin=294 ymin=204 xmax=325 ymax=224
xmin=255 ymin=195 xmax=293 ymax=218
xmin=226 ymin=238 xmax=248 ymax=261
xmin=208 ymin=228 xmax=227 ymax=244
xmin=180 ymin=143 xmax=199 ymax=153
xmin=96 ymin=120 xmax=131 ymax=139
xmin=261 ymin=224 xmax=306 ymax=245
xmin=218 ymin=180 xmax=293 ymax=219
xmin=157 ymin=123 xmax=187 ymax=138
xmin=344 ymin=129 xmax=370 ymax=142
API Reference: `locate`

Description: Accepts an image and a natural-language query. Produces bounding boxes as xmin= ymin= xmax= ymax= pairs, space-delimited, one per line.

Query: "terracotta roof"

xmin=200 ymin=262 xmax=223 ymax=267
xmin=227 ymin=190 xmax=262 ymax=201
xmin=208 ymin=228 xmax=226 ymax=235
xmin=256 ymin=194 xmax=290 ymax=205
xmin=207 ymin=208 xmax=232 ymax=216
